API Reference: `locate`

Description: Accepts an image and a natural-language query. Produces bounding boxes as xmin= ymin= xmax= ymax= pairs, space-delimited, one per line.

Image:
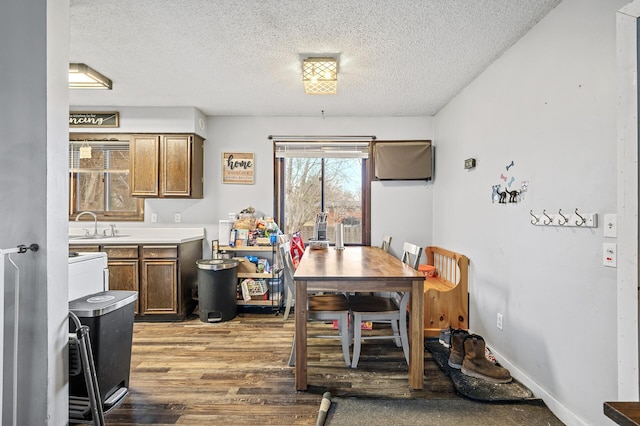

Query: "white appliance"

xmin=68 ymin=252 xmax=109 ymax=302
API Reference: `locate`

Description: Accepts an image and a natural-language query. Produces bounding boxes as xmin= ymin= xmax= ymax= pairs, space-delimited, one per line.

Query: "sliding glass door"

xmin=274 ymin=138 xmax=371 ymax=245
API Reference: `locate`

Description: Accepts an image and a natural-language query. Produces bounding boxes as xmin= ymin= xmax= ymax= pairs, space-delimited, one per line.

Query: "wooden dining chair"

xmin=279 ymin=242 xmax=352 ymax=367
xmin=348 ymin=241 xmax=423 ymax=368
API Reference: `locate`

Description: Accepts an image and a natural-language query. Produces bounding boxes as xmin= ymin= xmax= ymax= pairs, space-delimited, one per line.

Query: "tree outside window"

xmin=281 ymin=157 xmax=363 ymax=244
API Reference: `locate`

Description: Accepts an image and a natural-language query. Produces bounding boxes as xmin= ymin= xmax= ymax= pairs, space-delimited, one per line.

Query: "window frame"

xmin=69 ymin=133 xmax=144 ymax=222
xmin=273 ymin=140 xmax=372 ymax=246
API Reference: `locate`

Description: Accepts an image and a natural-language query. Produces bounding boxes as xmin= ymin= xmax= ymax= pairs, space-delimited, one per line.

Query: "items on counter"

xmin=227 ymin=207 xmax=281 ymax=247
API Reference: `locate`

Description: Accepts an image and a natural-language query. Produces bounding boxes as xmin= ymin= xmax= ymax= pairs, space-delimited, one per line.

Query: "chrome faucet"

xmin=75 ymin=211 xmax=98 ymax=237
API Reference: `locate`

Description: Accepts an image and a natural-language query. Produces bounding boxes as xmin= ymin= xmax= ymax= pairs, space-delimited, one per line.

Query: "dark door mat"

xmin=425 ymin=340 xmax=537 ymax=402
xmin=326 ymin=396 xmax=564 ymax=426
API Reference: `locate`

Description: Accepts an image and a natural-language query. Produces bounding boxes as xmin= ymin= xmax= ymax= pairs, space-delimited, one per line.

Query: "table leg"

xmin=409 ymin=279 xmax=424 ymax=389
xmin=294 ymin=279 xmax=308 ymax=390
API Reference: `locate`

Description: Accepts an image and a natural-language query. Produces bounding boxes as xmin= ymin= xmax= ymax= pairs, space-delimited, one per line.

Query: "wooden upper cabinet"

xmin=130 ymin=134 xmax=204 ymax=198
xmin=130 ymin=135 xmax=160 ymax=197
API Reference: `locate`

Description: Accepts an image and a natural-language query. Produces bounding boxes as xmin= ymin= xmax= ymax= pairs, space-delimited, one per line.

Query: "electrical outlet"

xmin=174 ymin=213 xmax=181 ymax=223
xmin=496 ymin=313 xmax=503 ymax=330
xmin=603 ymin=242 xmax=617 ymax=267
xmin=151 ymin=213 xmax=158 ymax=223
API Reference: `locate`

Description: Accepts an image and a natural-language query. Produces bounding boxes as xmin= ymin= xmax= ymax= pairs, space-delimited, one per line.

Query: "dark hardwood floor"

xmin=104 ymin=310 xmax=457 ymax=425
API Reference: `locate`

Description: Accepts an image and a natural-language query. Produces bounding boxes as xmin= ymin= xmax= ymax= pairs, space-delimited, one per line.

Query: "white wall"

xmin=1 ymin=1 xmax=69 ymax=425
xmin=110 ymin=116 xmax=434 ymax=258
xmin=69 ymin=106 xmax=207 ymax=138
xmin=433 ymin=0 xmax=626 ymax=424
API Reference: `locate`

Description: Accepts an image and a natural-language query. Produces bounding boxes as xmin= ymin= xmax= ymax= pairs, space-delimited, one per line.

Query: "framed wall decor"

xmin=69 ymin=111 xmax=120 ymax=128
xmin=222 ymin=152 xmax=254 ymax=184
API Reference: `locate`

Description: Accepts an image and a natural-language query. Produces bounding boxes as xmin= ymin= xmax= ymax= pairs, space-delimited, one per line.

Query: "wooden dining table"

xmin=293 ymin=246 xmax=425 ymax=390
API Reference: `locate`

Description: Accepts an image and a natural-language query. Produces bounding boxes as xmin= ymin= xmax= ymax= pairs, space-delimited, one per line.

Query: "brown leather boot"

xmin=461 ymin=334 xmax=512 ymax=383
xmin=447 ymin=329 xmax=468 ymax=369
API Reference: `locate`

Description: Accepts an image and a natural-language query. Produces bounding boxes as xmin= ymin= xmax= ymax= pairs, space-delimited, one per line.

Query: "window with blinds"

xmin=274 ymin=140 xmax=370 ymax=159
xmin=69 ymin=137 xmax=143 ymax=221
xmin=69 ymin=140 xmax=130 ymax=173
xmin=272 ymin=136 xmax=374 ymax=245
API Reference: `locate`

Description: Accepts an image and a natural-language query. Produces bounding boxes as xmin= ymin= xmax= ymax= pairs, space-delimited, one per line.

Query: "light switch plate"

xmin=603 ymin=214 xmax=617 ymax=238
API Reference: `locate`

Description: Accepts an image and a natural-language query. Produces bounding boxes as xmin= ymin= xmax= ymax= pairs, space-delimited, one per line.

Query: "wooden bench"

xmin=422 ymin=246 xmax=469 ymax=338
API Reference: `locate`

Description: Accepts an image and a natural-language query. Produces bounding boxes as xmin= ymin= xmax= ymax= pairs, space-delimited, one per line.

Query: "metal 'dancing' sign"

xmin=69 ymin=111 xmax=119 ymax=128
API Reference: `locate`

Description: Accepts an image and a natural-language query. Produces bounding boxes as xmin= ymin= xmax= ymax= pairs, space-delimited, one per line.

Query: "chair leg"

xmin=283 ymin=290 xmax=293 ymax=321
xmin=288 ymin=335 xmax=295 ymax=367
xmin=339 ymin=312 xmax=351 ymax=367
xmin=399 ymin=313 xmax=410 ymax=365
xmin=351 ymin=313 xmax=363 ymax=369
xmin=391 ymin=319 xmax=401 ymax=347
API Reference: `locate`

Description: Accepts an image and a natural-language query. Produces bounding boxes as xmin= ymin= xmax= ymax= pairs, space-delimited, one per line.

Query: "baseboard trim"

xmin=482 ymin=340 xmax=587 ymax=426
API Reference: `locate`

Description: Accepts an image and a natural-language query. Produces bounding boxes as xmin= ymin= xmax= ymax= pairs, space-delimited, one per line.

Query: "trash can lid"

xmin=69 ymin=290 xmax=138 ymax=317
xmin=196 ymin=258 xmax=238 ymax=271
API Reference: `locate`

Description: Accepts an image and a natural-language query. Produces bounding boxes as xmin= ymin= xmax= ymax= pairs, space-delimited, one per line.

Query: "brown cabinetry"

xmin=130 ymin=134 xmax=204 ymax=198
xmin=140 ymin=245 xmax=178 ymax=315
xmin=73 ymin=239 xmax=202 ymax=321
xmin=103 ymin=245 xmax=140 ymax=314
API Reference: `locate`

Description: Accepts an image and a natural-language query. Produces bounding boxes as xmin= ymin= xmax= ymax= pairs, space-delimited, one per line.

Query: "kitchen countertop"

xmin=68 ymin=227 xmax=205 ymax=244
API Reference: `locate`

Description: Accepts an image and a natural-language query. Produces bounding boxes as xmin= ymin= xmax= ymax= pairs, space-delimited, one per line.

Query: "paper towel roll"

xmin=335 ymin=223 xmax=344 ymax=250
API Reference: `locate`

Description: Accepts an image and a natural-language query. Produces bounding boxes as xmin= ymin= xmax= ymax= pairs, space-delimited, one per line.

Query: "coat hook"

xmin=543 ymin=209 xmax=553 ymax=225
xmin=574 ymin=208 xmax=586 ymax=226
xmin=558 ymin=209 xmax=568 ymax=226
xmin=529 ymin=210 xmax=539 ymax=224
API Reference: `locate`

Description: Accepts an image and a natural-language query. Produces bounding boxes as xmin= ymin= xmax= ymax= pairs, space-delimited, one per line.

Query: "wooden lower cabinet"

xmin=103 ymin=246 xmax=140 ymax=315
xmin=141 ymin=258 xmax=178 ymax=315
xmin=108 ymin=259 xmax=140 ymax=314
xmin=97 ymin=240 xmax=201 ymax=321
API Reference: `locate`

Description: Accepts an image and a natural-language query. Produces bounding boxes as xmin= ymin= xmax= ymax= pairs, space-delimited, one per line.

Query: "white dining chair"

xmin=348 ymin=241 xmax=423 ymax=368
xmin=400 ymin=241 xmax=422 ymax=268
xmin=381 ymin=234 xmax=392 ymax=252
xmin=279 ymin=242 xmax=352 ymax=367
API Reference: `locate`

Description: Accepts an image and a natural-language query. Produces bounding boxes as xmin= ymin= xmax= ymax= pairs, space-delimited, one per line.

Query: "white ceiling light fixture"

xmin=69 ymin=63 xmax=112 ymax=89
xmin=302 ymin=57 xmax=337 ymax=95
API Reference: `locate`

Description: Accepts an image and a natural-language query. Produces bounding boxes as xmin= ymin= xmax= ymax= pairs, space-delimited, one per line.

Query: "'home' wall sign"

xmin=222 ymin=152 xmax=254 ymax=184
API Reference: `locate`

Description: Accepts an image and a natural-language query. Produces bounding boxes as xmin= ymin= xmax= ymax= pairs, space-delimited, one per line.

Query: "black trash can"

xmin=196 ymin=258 xmax=238 ymax=322
xmin=69 ymin=290 xmax=137 ymax=407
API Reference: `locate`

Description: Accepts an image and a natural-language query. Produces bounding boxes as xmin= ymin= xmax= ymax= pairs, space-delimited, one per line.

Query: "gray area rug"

xmin=424 ymin=340 xmax=536 ymax=402
xmin=325 ymin=396 xmax=564 ymax=426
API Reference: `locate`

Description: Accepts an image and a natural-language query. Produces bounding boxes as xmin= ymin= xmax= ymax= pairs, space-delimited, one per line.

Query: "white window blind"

xmin=69 ymin=140 xmax=130 ymax=173
xmin=273 ymin=136 xmax=374 ymax=159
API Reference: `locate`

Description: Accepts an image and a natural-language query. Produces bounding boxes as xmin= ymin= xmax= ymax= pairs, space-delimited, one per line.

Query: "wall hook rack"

xmin=574 ymin=208 xmax=586 ymax=226
xmin=529 ymin=209 xmax=597 ymax=228
xmin=558 ymin=209 xmax=569 ymax=226
xmin=529 ymin=210 xmax=539 ymax=225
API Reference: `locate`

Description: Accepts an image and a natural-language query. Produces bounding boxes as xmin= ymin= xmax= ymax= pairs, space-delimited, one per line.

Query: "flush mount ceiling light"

xmin=69 ymin=63 xmax=112 ymax=89
xmin=302 ymin=57 xmax=337 ymax=95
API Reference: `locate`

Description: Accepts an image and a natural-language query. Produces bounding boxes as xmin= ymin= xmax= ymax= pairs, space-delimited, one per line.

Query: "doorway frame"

xmin=616 ymin=1 xmax=640 ymax=399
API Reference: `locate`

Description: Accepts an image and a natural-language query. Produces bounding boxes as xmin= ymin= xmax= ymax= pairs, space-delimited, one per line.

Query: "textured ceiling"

xmin=69 ymin=0 xmax=562 ymax=117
